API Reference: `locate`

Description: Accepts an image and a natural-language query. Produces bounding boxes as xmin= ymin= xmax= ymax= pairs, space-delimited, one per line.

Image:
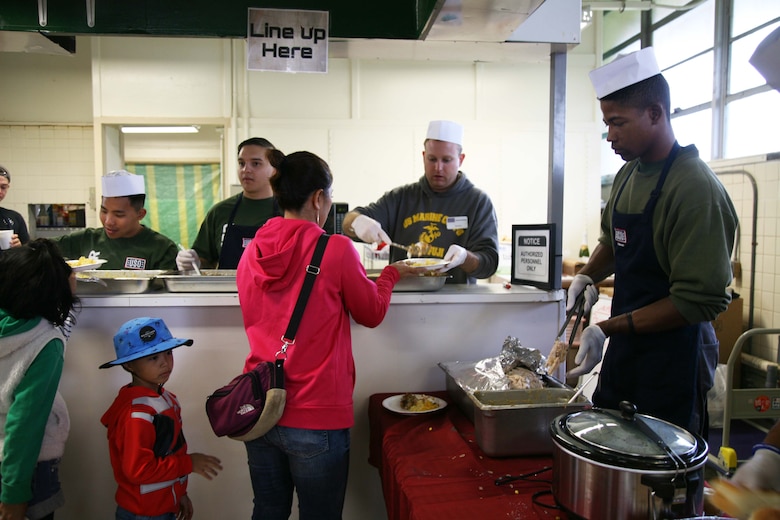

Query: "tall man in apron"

xmin=566 ymin=47 xmax=738 ymax=437
xmin=176 ymin=138 xmax=282 ymax=271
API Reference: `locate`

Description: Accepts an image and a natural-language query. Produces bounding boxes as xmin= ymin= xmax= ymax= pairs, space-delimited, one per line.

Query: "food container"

xmin=157 ymin=269 xmax=237 ymax=292
xmin=439 ymin=360 xmax=590 ymax=456
xmin=75 ymin=270 xmax=165 ymax=294
xmin=550 ymin=402 xmax=708 ymax=520
xmin=366 ymin=269 xmax=448 ymax=292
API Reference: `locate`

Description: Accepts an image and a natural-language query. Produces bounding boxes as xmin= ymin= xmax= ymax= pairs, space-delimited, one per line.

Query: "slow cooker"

xmin=550 ymin=401 xmax=709 ymax=520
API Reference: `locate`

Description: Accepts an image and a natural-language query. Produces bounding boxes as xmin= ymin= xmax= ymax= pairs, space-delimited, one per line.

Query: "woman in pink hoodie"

xmin=236 ymin=151 xmax=422 ymax=520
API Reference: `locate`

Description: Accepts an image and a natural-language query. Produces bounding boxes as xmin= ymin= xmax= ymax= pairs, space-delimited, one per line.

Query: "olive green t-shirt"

xmin=52 ymin=226 xmax=177 ymax=270
xmin=191 ymin=194 xmax=276 ymax=267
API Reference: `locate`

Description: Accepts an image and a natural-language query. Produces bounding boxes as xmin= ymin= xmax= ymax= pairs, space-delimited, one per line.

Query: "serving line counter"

xmin=56 ymin=284 xmax=564 ymax=520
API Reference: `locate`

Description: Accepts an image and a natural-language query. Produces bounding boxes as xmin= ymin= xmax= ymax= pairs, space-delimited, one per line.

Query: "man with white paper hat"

xmin=565 ymin=46 xmax=738 ymax=438
xmin=51 ymin=170 xmax=177 ymax=270
xmin=342 ymin=119 xmax=498 ymax=284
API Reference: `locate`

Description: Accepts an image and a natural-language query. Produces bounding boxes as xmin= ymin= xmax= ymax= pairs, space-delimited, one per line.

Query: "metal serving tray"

xmin=75 ymin=270 xmax=165 ymax=294
xmin=366 ymin=269 xmax=448 ymax=292
xmin=439 ymin=360 xmax=591 ymax=457
xmin=157 ymin=269 xmax=237 ymax=292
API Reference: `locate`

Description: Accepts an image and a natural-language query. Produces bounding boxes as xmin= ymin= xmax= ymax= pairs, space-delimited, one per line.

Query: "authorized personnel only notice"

xmin=247 ymin=9 xmax=328 ymax=73
xmin=511 ymin=224 xmax=554 ymax=289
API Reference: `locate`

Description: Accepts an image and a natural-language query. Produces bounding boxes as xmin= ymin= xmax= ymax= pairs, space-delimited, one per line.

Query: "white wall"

xmin=1 ymin=35 xmax=602 ymax=261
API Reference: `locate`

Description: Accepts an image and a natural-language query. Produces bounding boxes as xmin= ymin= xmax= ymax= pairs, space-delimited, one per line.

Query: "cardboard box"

xmin=711 ymin=297 xmax=744 ymax=364
xmin=563 ymin=258 xmax=586 ymax=275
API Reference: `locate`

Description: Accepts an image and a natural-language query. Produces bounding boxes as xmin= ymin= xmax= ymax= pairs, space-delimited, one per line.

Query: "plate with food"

xmin=66 ymin=257 xmax=108 ymax=272
xmin=403 ymin=258 xmax=449 ymax=271
xmin=382 ymin=393 xmax=447 ymax=415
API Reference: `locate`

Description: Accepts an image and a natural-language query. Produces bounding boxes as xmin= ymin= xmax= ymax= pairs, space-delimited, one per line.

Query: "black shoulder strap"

xmin=283 ymin=233 xmax=330 ymax=341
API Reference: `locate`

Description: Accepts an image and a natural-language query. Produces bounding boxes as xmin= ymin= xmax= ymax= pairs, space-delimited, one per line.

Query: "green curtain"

xmin=126 ymin=163 xmax=221 ymax=247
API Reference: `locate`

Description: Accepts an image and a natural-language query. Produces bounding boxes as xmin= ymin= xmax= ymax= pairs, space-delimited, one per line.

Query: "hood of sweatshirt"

xmin=0 ymin=309 xmax=43 ymax=360
xmin=239 ymin=216 xmax=325 ymax=293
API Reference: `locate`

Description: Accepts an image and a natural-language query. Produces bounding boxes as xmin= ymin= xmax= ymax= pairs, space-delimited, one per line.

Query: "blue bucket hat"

xmin=100 ymin=317 xmax=193 ymax=369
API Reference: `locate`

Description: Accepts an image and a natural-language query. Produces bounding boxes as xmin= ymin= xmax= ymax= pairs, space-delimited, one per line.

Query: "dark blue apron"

xmin=218 ymin=194 xmax=262 ymax=269
xmin=593 ymin=143 xmax=709 ymax=433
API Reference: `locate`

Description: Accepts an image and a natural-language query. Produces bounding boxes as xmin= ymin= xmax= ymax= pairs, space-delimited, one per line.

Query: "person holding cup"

xmin=0 ymin=165 xmax=30 ymax=250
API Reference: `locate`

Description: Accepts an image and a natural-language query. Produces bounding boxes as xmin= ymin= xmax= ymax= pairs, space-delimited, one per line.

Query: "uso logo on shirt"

xmin=124 ymin=257 xmax=147 ymax=270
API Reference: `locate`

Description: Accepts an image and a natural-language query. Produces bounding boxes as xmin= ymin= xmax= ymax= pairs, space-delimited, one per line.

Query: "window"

xmin=730 ymin=22 xmax=780 ymax=93
xmin=672 ymin=108 xmax=713 ymax=161
xmin=598 ymin=0 xmax=780 ymax=161
xmin=664 ymin=52 xmax=714 ymax=112
xmin=725 ymin=92 xmax=780 ymax=158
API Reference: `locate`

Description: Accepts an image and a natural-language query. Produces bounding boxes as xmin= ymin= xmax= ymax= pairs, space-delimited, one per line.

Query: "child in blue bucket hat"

xmin=99 ymin=317 xmax=222 ymax=520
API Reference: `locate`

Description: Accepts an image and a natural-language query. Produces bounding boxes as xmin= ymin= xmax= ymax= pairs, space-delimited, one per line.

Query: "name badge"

xmin=614 ymin=227 xmax=627 ymax=247
xmin=447 ymin=216 xmax=468 ymax=230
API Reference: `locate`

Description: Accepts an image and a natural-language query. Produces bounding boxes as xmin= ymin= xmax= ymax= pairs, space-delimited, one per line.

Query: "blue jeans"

xmin=0 ymin=459 xmax=63 ymax=520
xmin=245 ymin=425 xmax=350 ymax=520
xmin=115 ymin=506 xmax=175 ymax=520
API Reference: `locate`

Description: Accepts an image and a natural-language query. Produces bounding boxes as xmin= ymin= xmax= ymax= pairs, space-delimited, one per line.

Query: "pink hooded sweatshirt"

xmin=236 ymin=217 xmax=400 ymax=430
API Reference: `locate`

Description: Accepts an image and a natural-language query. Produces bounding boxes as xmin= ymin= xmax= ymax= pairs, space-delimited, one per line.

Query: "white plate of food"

xmin=67 ymin=258 xmax=108 ymax=272
xmin=382 ymin=393 xmax=447 ymax=415
xmin=403 ymin=258 xmax=450 ymax=271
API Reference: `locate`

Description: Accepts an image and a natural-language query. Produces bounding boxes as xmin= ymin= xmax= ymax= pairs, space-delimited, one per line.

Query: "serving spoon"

xmin=379 ymin=241 xmax=431 ymax=258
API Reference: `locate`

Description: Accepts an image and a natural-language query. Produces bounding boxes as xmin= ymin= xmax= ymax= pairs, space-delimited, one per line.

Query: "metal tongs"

xmin=557 ymin=287 xmax=589 ymax=346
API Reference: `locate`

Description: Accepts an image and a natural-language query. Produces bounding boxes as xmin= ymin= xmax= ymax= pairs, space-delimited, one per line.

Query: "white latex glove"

xmin=566 ymin=325 xmax=606 ymax=378
xmin=351 ymin=215 xmax=391 ymax=245
xmin=567 ymin=273 xmax=599 ymax=313
xmin=730 ymin=446 xmax=780 ymax=492
xmin=438 ymin=244 xmax=468 ymax=272
xmin=176 ymin=249 xmax=201 ymax=272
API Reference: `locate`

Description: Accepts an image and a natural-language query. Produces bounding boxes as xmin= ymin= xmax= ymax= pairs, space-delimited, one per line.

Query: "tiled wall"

xmin=713 ymin=154 xmax=780 ymax=362
xmin=0 ymin=124 xmax=97 ymax=228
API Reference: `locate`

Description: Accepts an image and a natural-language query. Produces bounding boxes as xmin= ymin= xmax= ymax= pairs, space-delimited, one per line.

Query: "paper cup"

xmin=0 ymin=230 xmax=13 ymax=250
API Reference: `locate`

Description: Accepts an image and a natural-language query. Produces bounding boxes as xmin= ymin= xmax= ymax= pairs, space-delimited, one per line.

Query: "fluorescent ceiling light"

xmin=120 ymin=126 xmax=199 ymax=134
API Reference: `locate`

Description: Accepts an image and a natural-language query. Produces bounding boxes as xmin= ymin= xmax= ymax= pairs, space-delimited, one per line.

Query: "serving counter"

xmin=56 ymin=283 xmax=564 ymax=519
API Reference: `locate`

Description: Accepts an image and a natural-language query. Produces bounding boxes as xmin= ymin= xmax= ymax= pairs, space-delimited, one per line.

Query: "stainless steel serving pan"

xmin=439 ymin=360 xmax=590 ymax=456
xmin=75 ymin=270 xmax=165 ymax=294
xmin=366 ymin=269 xmax=448 ymax=292
xmin=157 ymin=269 xmax=237 ymax=292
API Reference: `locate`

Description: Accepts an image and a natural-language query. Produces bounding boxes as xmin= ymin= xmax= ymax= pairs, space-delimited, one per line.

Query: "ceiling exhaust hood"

xmin=423 ymin=0 xmax=547 ymax=43
xmin=0 ymin=31 xmax=75 ymax=55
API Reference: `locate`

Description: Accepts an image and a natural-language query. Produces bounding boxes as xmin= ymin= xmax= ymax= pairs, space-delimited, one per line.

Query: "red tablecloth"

xmin=368 ymin=392 xmax=570 ymax=520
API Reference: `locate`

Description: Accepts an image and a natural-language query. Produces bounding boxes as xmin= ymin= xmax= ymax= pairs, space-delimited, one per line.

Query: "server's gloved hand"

xmin=567 ymin=325 xmax=605 ymax=378
xmin=437 ymin=244 xmax=468 ymax=272
xmin=567 ymin=273 xmax=599 ymax=313
xmin=351 ymin=215 xmax=391 ymax=245
xmin=730 ymin=445 xmax=780 ymax=492
xmin=176 ymin=249 xmax=201 ymax=272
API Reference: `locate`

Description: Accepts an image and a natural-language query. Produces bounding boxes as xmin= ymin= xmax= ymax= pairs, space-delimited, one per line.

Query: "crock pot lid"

xmin=564 ymin=409 xmax=698 ymax=458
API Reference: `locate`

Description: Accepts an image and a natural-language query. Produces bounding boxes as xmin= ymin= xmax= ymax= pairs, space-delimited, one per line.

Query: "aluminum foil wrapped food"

xmin=445 ymin=336 xmax=546 ymax=392
xmin=499 ymin=336 xmax=543 ymax=374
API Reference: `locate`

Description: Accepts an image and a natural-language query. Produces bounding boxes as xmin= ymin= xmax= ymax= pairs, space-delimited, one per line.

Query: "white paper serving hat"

xmin=102 ymin=170 xmax=145 ymax=197
xmin=589 ymin=47 xmax=661 ymax=99
xmin=750 ymin=25 xmax=780 ymax=92
xmin=426 ymin=120 xmax=464 ymax=146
